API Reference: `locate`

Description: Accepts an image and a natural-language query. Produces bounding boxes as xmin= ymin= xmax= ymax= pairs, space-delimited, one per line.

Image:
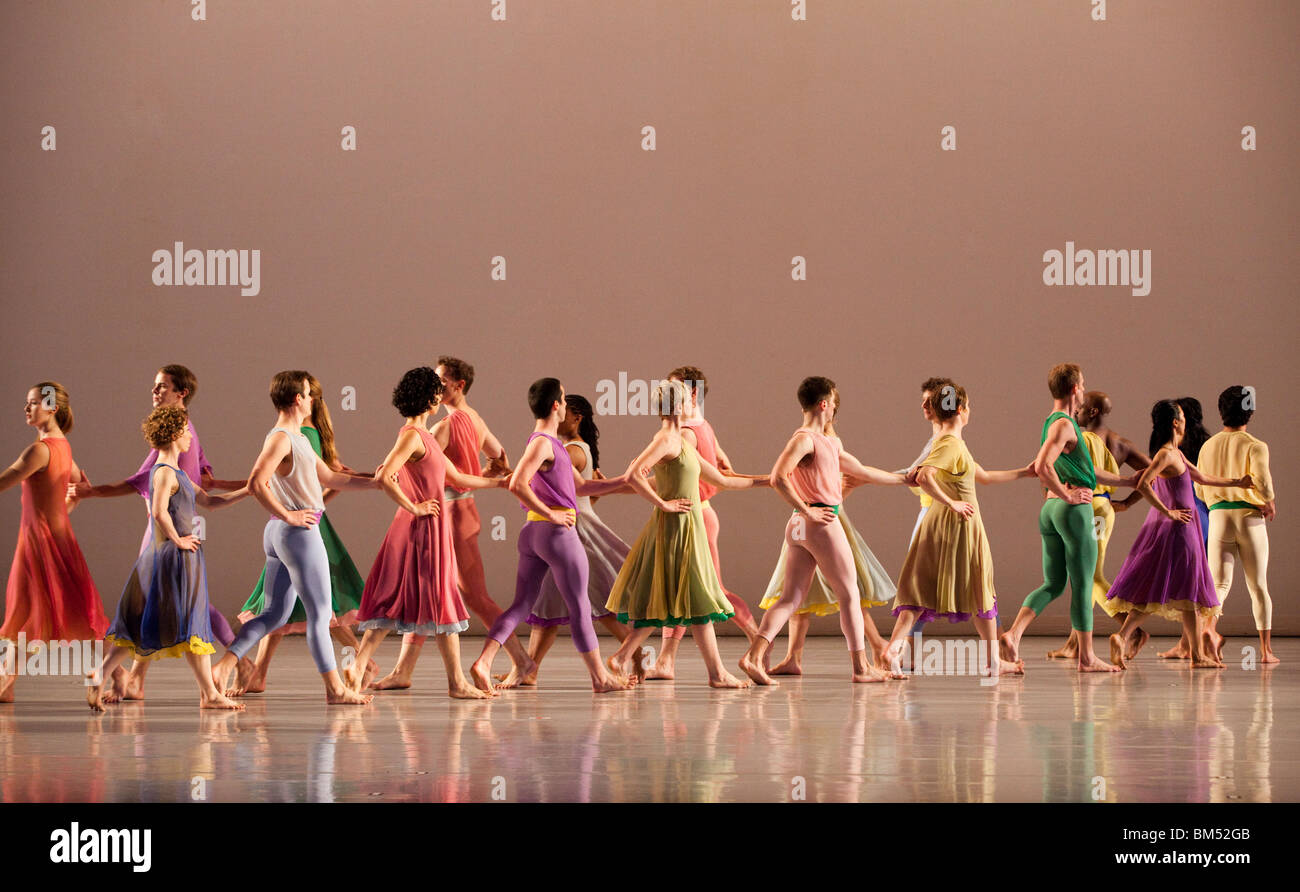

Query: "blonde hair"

xmin=33 ymin=381 xmax=73 ymax=432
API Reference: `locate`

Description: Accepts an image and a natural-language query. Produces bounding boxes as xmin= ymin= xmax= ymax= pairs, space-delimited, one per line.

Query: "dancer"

xmin=1197 ymin=385 xmax=1276 ymax=663
xmin=648 ymin=367 xmax=766 ymax=681
xmin=893 ymin=376 xmax=955 ymax=669
xmin=1104 ymin=400 xmax=1252 ymax=669
xmin=70 ymin=365 xmax=245 ymax=700
xmin=758 ymin=388 xmax=899 ymax=676
xmin=604 ymin=379 xmax=762 ymax=689
xmin=238 ymin=374 xmax=370 ymax=694
xmin=999 ymin=364 xmax=1138 ymax=672
xmin=739 ymin=377 xmax=906 ymax=685
xmin=87 ymin=406 xmax=248 ymax=711
xmin=210 ymin=371 xmax=377 ymax=705
xmin=345 ymin=368 xmax=501 ymax=699
xmin=878 ymin=383 xmax=1036 ymax=678
xmin=1177 ymin=397 xmax=1213 ymax=550
xmin=515 ymin=394 xmax=632 ymax=685
xmin=1046 ymin=390 xmax=1151 ymax=661
xmin=468 ymin=378 xmax=636 ymax=694
xmin=1 ymin=382 xmax=109 ymax=703
xmin=378 ymin=356 xmax=534 ymax=690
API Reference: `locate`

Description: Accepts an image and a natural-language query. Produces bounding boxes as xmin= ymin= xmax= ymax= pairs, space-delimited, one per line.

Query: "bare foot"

xmin=709 ymin=671 xmax=752 ymax=689
xmin=119 ymin=673 xmax=145 ymax=701
xmin=770 ymin=655 xmax=803 ymax=676
xmin=852 ymin=665 xmax=889 ymax=683
xmin=1202 ymin=630 xmax=1224 ymax=664
xmin=211 ymin=663 xmax=230 ymax=697
xmin=645 ymin=658 xmax=676 ymax=680
xmin=1081 ymin=650 xmax=1121 ymax=673
xmin=1157 ymin=643 xmax=1190 ymax=660
xmin=1126 ymin=628 xmax=1150 ymax=661
xmin=738 ymin=652 xmax=776 ymax=686
xmin=1107 ymin=634 xmax=1128 ymax=670
xmin=325 ymin=686 xmax=373 ymax=705
xmin=200 ymin=691 xmax=246 ymax=710
xmin=878 ymin=640 xmax=909 ymax=679
xmin=469 ymin=659 xmax=495 ymax=694
xmin=0 ymin=673 xmax=15 ymax=703
xmin=86 ymin=682 xmax=106 ymax=712
xmin=592 ymin=672 xmax=637 ymax=693
xmin=998 ymin=631 xmax=1020 ymax=665
xmin=1261 ymin=650 xmax=1280 ymax=664
xmin=992 ymin=658 xmax=1025 ymax=676
xmin=226 ymin=656 xmax=259 ymax=697
xmin=450 ymin=681 xmax=495 ymax=700
xmin=494 ymin=653 xmax=539 ymax=691
xmin=241 ymin=667 xmax=267 ymax=695
xmin=1046 ymin=641 xmax=1078 ymax=660
xmin=369 ymin=672 xmax=413 ymax=691
xmin=1192 ymin=657 xmax=1225 ymax=670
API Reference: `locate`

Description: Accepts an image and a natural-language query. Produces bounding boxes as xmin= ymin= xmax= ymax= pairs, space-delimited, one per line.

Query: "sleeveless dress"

xmin=529 ymin=440 xmax=628 ymax=626
xmin=1103 ymin=463 xmax=1220 ymax=620
xmin=105 ymin=464 xmax=215 ymax=659
xmin=605 ymin=439 xmax=734 ymax=627
xmin=760 ymin=431 xmax=896 ymax=614
xmin=1 ymin=437 xmax=109 ymax=643
xmin=892 ymin=434 xmax=998 ymax=622
xmin=356 ymin=425 xmax=469 ymax=635
xmin=239 ymin=425 xmax=364 ymax=632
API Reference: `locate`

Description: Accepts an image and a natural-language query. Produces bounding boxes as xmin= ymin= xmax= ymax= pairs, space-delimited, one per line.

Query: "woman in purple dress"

xmin=1105 ymin=400 xmax=1252 ymax=669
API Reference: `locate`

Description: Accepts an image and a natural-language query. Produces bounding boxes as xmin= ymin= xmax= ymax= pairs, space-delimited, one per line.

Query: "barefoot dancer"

xmin=740 ymin=377 xmax=906 ymax=686
xmin=892 ymin=377 xmax=955 ymax=668
xmin=648 ymin=367 xmax=765 ymax=680
xmin=1197 ymin=386 xmax=1276 ymax=664
xmin=380 ymin=357 xmax=533 ymax=689
xmin=880 ymin=384 xmax=1036 ymax=678
xmin=604 ymin=379 xmax=762 ymax=689
xmin=1046 ymin=391 xmax=1151 ymax=661
xmin=468 ymin=378 xmax=636 ymax=694
xmin=758 ymin=388 xmax=899 ymax=676
xmin=87 ymin=407 xmax=247 ymax=711
xmin=210 ymin=371 xmax=377 ymax=705
xmin=0 ymin=383 xmax=108 ymax=703
xmin=999 ymin=364 xmax=1137 ymax=673
xmin=70 ymin=365 xmax=245 ymax=700
xmin=346 ymin=368 xmax=499 ymax=699
xmin=1104 ymin=400 xmax=1253 ymax=669
xmin=517 ymin=394 xmax=632 ymax=684
xmin=237 ymin=374 xmax=370 ymax=694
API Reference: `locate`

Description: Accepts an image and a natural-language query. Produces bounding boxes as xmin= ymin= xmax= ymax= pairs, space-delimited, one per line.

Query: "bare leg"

xmin=998 ymin=606 xmax=1037 ymax=665
xmin=608 ymin=625 xmax=655 ymax=680
xmin=1158 ymin=629 xmax=1191 ymax=660
xmin=1046 ymin=629 xmax=1079 ymax=660
xmin=495 ymin=625 xmax=556 ymax=685
xmin=87 ymin=646 xmax=132 ymax=711
xmin=434 ymin=633 xmax=494 ymax=699
xmin=647 ymin=631 xmax=683 ymax=680
xmin=243 ymin=632 xmax=283 ymax=694
xmin=1186 ymin=611 xmax=1223 ymax=669
xmin=1259 ymin=629 xmax=1278 ymax=664
xmin=347 ymin=628 xmax=389 ymax=690
xmin=122 ymin=659 xmax=149 ymax=700
xmin=693 ymin=623 xmax=750 ymax=688
xmin=771 ymin=613 xmax=810 ymax=676
xmin=185 ymin=652 xmax=245 ymax=710
xmin=1076 ymin=629 xmax=1121 ymax=672
xmin=878 ymin=610 xmax=917 ymax=679
xmin=974 ymin=617 xmax=1023 ymax=676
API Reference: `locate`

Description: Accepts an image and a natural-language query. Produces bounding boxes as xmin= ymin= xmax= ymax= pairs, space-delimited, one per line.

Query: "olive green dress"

xmin=605 ymin=440 xmax=734 ymax=627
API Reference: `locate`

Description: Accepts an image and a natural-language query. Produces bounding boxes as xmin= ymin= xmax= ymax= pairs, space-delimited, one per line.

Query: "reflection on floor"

xmin=0 ymin=636 xmax=1291 ymax=803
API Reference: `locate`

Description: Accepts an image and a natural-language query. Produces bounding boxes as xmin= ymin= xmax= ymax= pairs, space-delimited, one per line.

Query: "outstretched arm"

xmin=974 ymin=463 xmax=1036 ymax=485
xmin=195 ymin=485 xmax=249 ymax=510
xmin=1186 ymin=462 xmax=1250 ymax=491
xmin=317 ymin=456 xmax=380 ymax=492
xmin=840 ymin=450 xmax=907 ymax=486
xmin=572 ymin=466 xmax=628 ymax=498
xmin=698 ymin=458 xmax=766 ymax=491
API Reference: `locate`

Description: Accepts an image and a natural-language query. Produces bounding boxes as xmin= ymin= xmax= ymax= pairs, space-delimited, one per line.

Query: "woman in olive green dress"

xmin=604 ymin=380 xmax=765 ymax=688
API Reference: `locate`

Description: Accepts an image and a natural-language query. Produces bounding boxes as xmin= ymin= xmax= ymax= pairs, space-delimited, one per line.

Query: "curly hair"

xmin=142 ymin=405 xmax=189 ymax=449
xmin=392 ymin=367 xmax=443 ymax=418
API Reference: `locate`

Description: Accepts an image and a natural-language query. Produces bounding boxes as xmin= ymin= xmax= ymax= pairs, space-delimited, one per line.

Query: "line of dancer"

xmin=0 ymin=361 xmax=1276 ymax=711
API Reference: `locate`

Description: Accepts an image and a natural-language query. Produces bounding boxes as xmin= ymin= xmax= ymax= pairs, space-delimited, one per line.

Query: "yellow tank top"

xmin=1081 ymin=431 xmax=1118 ymax=496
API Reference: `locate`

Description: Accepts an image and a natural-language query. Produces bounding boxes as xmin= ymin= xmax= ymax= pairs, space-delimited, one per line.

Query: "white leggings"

xmin=1207 ymin=509 xmax=1271 ymax=630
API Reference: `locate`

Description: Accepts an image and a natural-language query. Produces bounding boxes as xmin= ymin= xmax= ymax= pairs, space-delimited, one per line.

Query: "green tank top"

xmin=1041 ymin=411 xmax=1096 ymax=489
xmin=653 ymin=439 xmax=700 ymax=501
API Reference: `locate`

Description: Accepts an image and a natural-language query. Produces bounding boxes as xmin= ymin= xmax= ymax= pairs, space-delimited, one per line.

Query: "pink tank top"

xmin=790 ymin=429 xmax=841 ymax=505
xmin=683 ymin=418 xmax=719 ymax=501
xmin=443 ymin=410 xmax=480 ymax=493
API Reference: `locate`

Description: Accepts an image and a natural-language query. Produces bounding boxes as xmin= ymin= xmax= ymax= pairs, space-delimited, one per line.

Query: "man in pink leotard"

xmin=646 ymin=366 xmax=767 ymax=680
xmin=374 ymin=356 xmax=536 ymax=689
xmin=739 ymin=376 xmax=907 ymax=685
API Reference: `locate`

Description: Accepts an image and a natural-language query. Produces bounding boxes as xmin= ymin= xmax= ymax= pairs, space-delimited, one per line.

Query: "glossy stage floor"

xmin=0 ymin=636 xmax=1292 ymax=803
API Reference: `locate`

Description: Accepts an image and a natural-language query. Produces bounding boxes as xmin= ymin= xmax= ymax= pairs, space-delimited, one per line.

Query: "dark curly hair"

xmin=142 ymin=405 xmax=188 ymax=449
xmin=392 ymin=367 xmax=443 ymax=417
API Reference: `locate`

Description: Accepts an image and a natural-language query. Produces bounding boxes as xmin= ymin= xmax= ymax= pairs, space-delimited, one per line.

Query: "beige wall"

xmin=2 ymin=1 xmax=1296 ymax=636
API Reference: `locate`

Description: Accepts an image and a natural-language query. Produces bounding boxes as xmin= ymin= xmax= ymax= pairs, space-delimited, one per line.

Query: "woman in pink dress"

xmin=1 ymin=382 xmax=109 ymax=702
xmin=346 ymin=367 xmax=505 ymax=699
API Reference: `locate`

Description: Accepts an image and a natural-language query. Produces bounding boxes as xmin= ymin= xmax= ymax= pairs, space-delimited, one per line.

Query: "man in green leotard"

xmin=999 ymin=363 xmax=1137 ymax=672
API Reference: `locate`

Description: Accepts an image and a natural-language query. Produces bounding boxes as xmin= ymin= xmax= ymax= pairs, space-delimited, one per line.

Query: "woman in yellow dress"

xmin=604 ymin=380 xmax=766 ymax=688
xmin=882 ymin=384 xmax=1036 ymax=677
